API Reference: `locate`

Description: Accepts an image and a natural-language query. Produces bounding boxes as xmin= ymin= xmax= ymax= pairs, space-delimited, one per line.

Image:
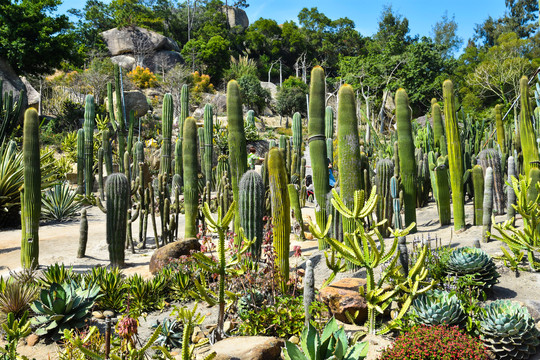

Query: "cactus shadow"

xmin=0 ymin=247 xmax=19 ymax=255
xmin=489 ymin=285 xmax=518 ymax=300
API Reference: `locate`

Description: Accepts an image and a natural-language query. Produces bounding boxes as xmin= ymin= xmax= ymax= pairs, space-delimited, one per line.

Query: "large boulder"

xmin=201 ymin=93 xmax=227 ymax=115
xmin=318 ymin=278 xmax=368 ymax=324
xmin=211 ymin=336 xmax=284 ymax=360
xmin=101 ymin=26 xmax=179 ymax=56
xmin=110 ymin=55 xmax=137 ymax=70
xmin=149 ymin=239 xmax=200 ymax=274
xmin=143 ymin=50 xmax=183 ymax=73
xmin=260 ymin=82 xmax=277 ymax=100
xmin=21 ymin=77 xmax=40 ymax=109
xmin=107 ymin=90 xmax=150 ymax=118
xmin=222 ymin=6 xmax=249 ymax=29
xmin=0 ymin=58 xmax=28 ymax=121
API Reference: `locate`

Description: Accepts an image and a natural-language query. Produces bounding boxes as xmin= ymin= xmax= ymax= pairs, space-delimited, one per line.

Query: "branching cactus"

xmin=239 ymin=170 xmax=264 ymax=260
xmin=183 ymin=117 xmax=199 ymax=240
xmin=519 ymin=76 xmax=539 ymax=176
xmin=161 ymin=93 xmax=174 ymax=181
xmin=83 ymin=95 xmax=95 ymax=196
xmin=203 ymin=104 xmax=213 ymax=191
xmin=443 ymin=79 xmax=465 ymax=230
xmin=20 ymin=108 xmax=41 ymax=269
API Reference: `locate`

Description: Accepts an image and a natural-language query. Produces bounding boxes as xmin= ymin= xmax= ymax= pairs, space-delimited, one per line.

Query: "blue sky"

xmin=58 ymin=0 xmax=508 ymax=46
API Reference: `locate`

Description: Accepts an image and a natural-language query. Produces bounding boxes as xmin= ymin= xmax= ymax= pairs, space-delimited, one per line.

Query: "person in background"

xmin=328 ymin=158 xmax=336 ymax=188
xmin=247 ymin=145 xmax=264 ymax=170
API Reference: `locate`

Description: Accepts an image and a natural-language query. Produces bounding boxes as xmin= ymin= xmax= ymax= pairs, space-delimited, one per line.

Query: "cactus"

xmin=76 ymin=129 xmax=85 ymax=195
xmin=478 ymin=149 xmax=505 ymax=215
xmin=77 ymin=209 xmax=88 ymax=258
xmin=127 ymin=110 xmax=135 ymax=157
xmin=431 ymin=98 xmax=444 ymax=150
xmin=308 ymin=66 xmax=330 ymax=233
xmin=105 ymin=173 xmax=129 ymax=268
xmin=161 ymin=93 xmax=174 ymax=180
xmin=292 ymin=112 xmax=302 ymax=174
xmin=268 ymin=148 xmax=290 ymax=292
xmin=507 ymin=156 xmax=517 ymax=222
xmin=527 ymin=166 xmax=540 ymax=204
xmin=288 ymin=184 xmax=305 ymax=240
xmin=198 ymin=127 xmax=205 ymax=174
xmin=204 ymin=104 xmax=213 ymax=191
xmin=20 ymin=108 xmax=41 ymax=269
xmin=246 ymin=109 xmax=255 ymax=127
xmin=415 ymin=149 xmax=430 ymax=207
xmin=102 ymin=130 xmax=113 ymax=176
xmin=495 ymin=104 xmax=505 ymax=153
xmin=396 ymin=88 xmax=417 ymax=232
xmin=434 ymin=164 xmax=451 ymax=226
xmin=398 ymin=236 xmax=409 ymax=275
xmin=482 ymin=167 xmax=494 ymax=242
xmin=113 ymin=64 xmax=126 ymax=172
xmin=391 ymin=175 xmax=402 ymax=230
xmin=519 ymin=76 xmax=539 ymax=176
xmin=304 ymin=259 xmax=314 ymax=327
xmin=325 ymin=106 xmax=334 ymax=162
xmin=83 ymin=95 xmax=95 ymax=196
xmin=98 ymin=148 xmax=104 ymax=200
xmin=443 ymin=80 xmax=465 ymax=230
xmin=376 ymin=159 xmax=394 ymax=237
xmin=239 ymin=171 xmax=264 ymax=260
xmin=227 ymin=80 xmax=248 ymax=243
xmin=183 ymin=117 xmax=199 ymax=240
xmin=472 ymin=165 xmax=484 ymax=226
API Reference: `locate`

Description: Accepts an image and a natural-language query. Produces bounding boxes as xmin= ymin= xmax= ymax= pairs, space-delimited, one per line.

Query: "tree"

xmin=432 ymin=12 xmax=463 ymax=58
xmin=182 ymin=34 xmax=230 ymax=83
xmin=237 ymin=74 xmax=270 ymax=114
xmin=0 ymin=0 xmax=79 ymax=74
xmin=276 ymin=76 xmax=308 ymax=118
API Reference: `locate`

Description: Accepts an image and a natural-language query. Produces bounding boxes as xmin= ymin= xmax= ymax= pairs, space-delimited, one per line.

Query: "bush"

xmin=379 ymin=325 xmax=489 ymax=360
xmin=127 ymin=66 xmax=158 ymax=89
xmin=237 ymin=74 xmax=270 ymax=114
xmin=276 ymin=77 xmax=308 ymax=118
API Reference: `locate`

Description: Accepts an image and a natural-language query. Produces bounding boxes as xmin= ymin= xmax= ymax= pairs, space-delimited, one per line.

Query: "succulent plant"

xmin=154 ymin=318 xmax=184 ymax=349
xmin=237 ymin=290 xmax=265 ymax=319
xmin=411 ymin=289 xmax=465 ymax=327
xmin=31 ymin=281 xmax=100 ymax=340
xmin=445 ymin=247 xmax=499 ymax=290
xmin=479 ymin=300 xmax=540 ymax=360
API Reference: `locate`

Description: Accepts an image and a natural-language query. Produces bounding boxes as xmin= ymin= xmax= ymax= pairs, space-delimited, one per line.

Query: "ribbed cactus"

xmin=161 ymin=93 xmax=174 ymax=180
xmin=102 ymin=130 xmax=113 ymax=176
xmin=443 ymin=80 xmax=465 ymax=230
xmin=376 ymin=159 xmax=394 ymax=237
xmin=507 ymin=156 xmax=517 ymax=222
xmin=288 ymin=184 xmax=305 ymax=241
xmin=77 ymin=209 xmax=88 ymax=258
xmin=304 ymin=259 xmax=314 ymax=327
xmin=114 ymin=64 xmax=126 ymax=172
xmin=308 ymin=66 xmax=330 ymax=233
xmin=519 ymin=76 xmax=539 ymax=176
xmin=20 ymin=109 xmax=41 ymax=269
xmin=482 ymin=167 xmax=494 ymax=243
xmin=431 ymin=98 xmax=444 ymax=150
xmin=179 ymin=84 xmax=189 ymax=137
xmin=204 ymin=104 xmax=213 ymax=192
xmin=472 ymin=165 xmax=484 ymax=226
xmin=292 ymin=112 xmax=302 ymax=174
xmin=198 ymin=127 xmax=205 ymax=175
xmin=396 ymin=88 xmax=417 ymax=232
xmin=183 ymin=117 xmax=198 ymax=239
xmin=415 ymin=149 xmax=430 ymax=207
xmin=239 ymin=170 xmax=264 ymax=260
xmin=325 ymin=106 xmax=334 ymax=162
xmin=478 ymin=149 xmax=505 ymax=215
xmin=391 ymin=175 xmax=402 ymax=230
xmin=105 ymin=173 xmax=129 ymax=268
xmin=246 ymin=109 xmax=255 ymax=127
xmin=98 ymin=148 xmax=104 ymax=200
xmin=527 ymin=166 xmax=540 ymax=204
xmin=83 ymin=95 xmax=95 ymax=196
xmin=495 ymin=104 xmax=505 ymax=153
xmin=227 ymin=80 xmax=248 ymax=243
xmin=76 ymin=129 xmax=85 ymax=195
xmin=434 ymin=164 xmax=451 ymax=226
xmin=268 ymin=148 xmax=290 ymax=293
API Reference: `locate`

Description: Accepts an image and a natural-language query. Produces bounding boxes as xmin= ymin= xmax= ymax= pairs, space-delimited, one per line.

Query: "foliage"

xmin=190 ymin=71 xmax=215 ymax=104
xmin=127 ymin=273 xmax=166 ymax=317
xmin=276 ymin=77 xmax=308 ymax=118
xmin=0 ymin=311 xmax=32 ymax=359
xmin=41 ymin=183 xmax=84 ymax=221
xmin=182 ymin=35 xmax=230 ymax=83
xmin=444 ymin=247 xmax=500 ymax=291
xmin=127 ymin=66 xmax=158 ymax=89
xmin=379 ymin=325 xmax=489 ymax=359
xmin=283 ymin=317 xmax=368 ymax=360
xmin=0 ymin=279 xmax=38 ymax=324
xmin=225 ymin=56 xmax=258 ymax=82
xmin=85 ymin=266 xmax=128 ymax=312
xmin=38 ymin=263 xmax=79 ymax=288
xmin=237 ymin=74 xmax=271 ymax=114
xmin=244 ymin=119 xmax=260 ymax=141
xmin=60 ymin=326 xmax=107 ymax=360
xmin=411 ymin=289 xmax=465 ymax=327
xmin=153 ymin=318 xmax=183 ymax=350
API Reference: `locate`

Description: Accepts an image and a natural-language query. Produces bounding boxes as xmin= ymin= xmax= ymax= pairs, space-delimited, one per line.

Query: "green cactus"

xmin=478 ymin=149 xmax=505 ymax=215
xmin=161 ymin=93 xmax=174 ymax=180
xmin=288 ymin=184 xmax=305 ymax=241
xmin=77 ymin=209 xmax=88 ymax=258
xmin=308 ymin=66 xmax=330 ymax=234
xmin=113 ymin=64 xmax=126 ymax=173
xmin=179 ymin=84 xmax=189 ymax=138
xmin=20 ymin=108 xmax=41 ymax=269
xmin=227 ymin=80 xmax=248 ymax=244
xmin=98 ymin=147 xmax=104 ymax=200
xmin=507 ymin=156 xmax=517 ymax=222
xmin=76 ymin=129 xmax=84 ymax=195
xmin=83 ymin=95 xmax=95 ymax=196
xmin=443 ymin=80 xmax=465 ymax=230
xmin=376 ymin=159 xmax=394 ymax=237
xmin=268 ymin=148 xmax=290 ymax=292
xmin=204 ymin=104 xmax=213 ymax=192
xmin=198 ymin=127 xmax=205 ymax=174
xmin=104 ymin=173 xmax=129 ymax=268
xmin=431 ymin=98 xmax=444 ymax=151
xmin=495 ymin=104 xmax=505 ymax=153
xmin=396 ymin=88 xmax=417 ymax=232
xmin=239 ymin=170 xmax=264 ymax=259
xmin=520 ymin=76 xmax=539 ymax=176
xmin=183 ymin=117 xmax=199 ymax=239
xmin=246 ymin=109 xmax=255 ymax=127
xmin=325 ymin=106 xmax=334 ymax=162
xmin=472 ymin=165 xmax=484 ymax=226
xmin=434 ymin=164 xmax=451 ymax=226
xmin=483 ymin=167 xmax=494 ymax=242
xmin=102 ymin=130 xmax=113 ymax=176
xmin=292 ymin=112 xmax=302 ymax=174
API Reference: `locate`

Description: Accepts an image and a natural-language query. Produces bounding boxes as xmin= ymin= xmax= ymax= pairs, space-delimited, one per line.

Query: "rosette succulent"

xmin=412 ymin=289 xmax=465 ymax=326
xmin=445 ymin=247 xmax=499 ymax=290
xmin=479 ymin=300 xmax=540 ymax=360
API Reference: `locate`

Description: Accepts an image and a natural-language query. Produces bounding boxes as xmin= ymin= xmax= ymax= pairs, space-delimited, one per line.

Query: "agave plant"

xmin=479 ymin=300 xmax=540 ymax=360
xmin=41 ymin=182 xmax=84 ymax=221
xmin=31 ymin=281 xmax=100 ymax=341
xmin=153 ymin=318 xmax=184 ymax=349
xmin=411 ymin=289 xmax=465 ymax=327
xmin=0 ymin=279 xmax=38 ymax=323
xmin=445 ymin=247 xmax=499 ymax=290
xmin=85 ymin=266 xmax=128 ymax=312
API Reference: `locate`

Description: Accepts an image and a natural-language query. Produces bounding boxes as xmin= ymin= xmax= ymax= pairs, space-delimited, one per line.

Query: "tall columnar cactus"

xmin=268 ymin=148 xmax=290 ymax=292
xmin=279 ymin=134 xmax=286 ymax=149
xmin=434 ymin=164 xmax=451 ymax=225
xmin=303 ymin=259 xmax=314 ymax=327
xmin=482 ymin=167 xmax=494 ymax=243
xmin=308 ymin=66 xmax=330 ymax=233
xmin=443 ymin=79 xmax=465 ymax=230
xmin=227 ymin=80 xmax=248 ymax=242
xmin=478 ymin=149 xmax=505 ymax=215
xmin=396 ymin=88 xmax=417 ymax=232
xmin=83 ymin=95 xmax=95 ymax=196
xmin=114 ymin=64 xmax=126 ymax=172
xmin=239 ymin=170 xmax=264 ymax=260
xmin=77 ymin=209 xmax=88 ymax=258
xmin=527 ymin=166 xmax=540 ymax=204
xmin=105 ymin=173 xmax=129 ymax=268
xmin=183 ymin=117 xmax=199 ymax=239
xmin=520 ymin=76 xmax=539 ymax=176
xmin=431 ymin=98 xmax=444 ymax=150
xmin=495 ymin=104 xmax=505 ymax=153
xmin=20 ymin=109 xmax=41 ymax=269
xmin=292 ymin=112 xmax=302 ymax=174
xmin=198 ymin=127 xmax=205 ymax=174
xmin=203 ymin=104 xmax=213 ymax=191
xmin=337 ymin=84 xmax=362 ymax=233
xmin=161 ymin=93 xmax=174 ymax=180
xmin=174 ymin=138 xmax=182 ymax=177
xmin=390 ymin=175 xmax=402 ymax=230
xmin=246 ymin=109 xmax=255 ymax=127
xmin=179 ymin=84 xmax=189 ymax=138
xmin=288 ymin=184 xmax=305 ymax=240
xmin=472 ymin=165 xmax=484 ymax=226
xmin=325 ymin=106 xmax=334 ymax=162
xmin=102 ymin=130 xmax=113 ymax=176
xmin=376 ymin=159 xmax=394 ymax=237
xmin=507 ymin=156 xmax=517 ymax=222
xmin=98 ymin=148 xmax=104 ymax=200
xmin=76 ymin=129 xmax=85 ymax=195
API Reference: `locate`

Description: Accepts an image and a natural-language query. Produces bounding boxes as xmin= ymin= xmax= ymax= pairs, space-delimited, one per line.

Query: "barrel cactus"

xmin=412 ymin=289 xmax=465 ymax=327
xmin=445 ymin=247 xmax=499 ymax=290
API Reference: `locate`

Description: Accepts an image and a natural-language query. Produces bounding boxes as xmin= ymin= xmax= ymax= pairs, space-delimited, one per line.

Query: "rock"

xmin=0 ymin=57 xmax=28 ymax=122
xmin=26 ymin=334 xmax=39 ymax=346
xmin=21 ymin=77 xmax=39 ymax=108
xmin=101 ymin=26 xmax=179 ymax=56
xmin=202 ymin=93 xmax=227 ymax=115
xmin=92 ymin=311 xmax=105 ymax=319
xmin=318 ymin=278 xmax=368 ymax=324
xmin=363 ymin=333 xmax=392 ymax=360
xmin=106 ymin=90 xmax=150 ymax=118
xmin=211 ymin=336 xmax=284 ymax=360
xmin=304 ymin=232 xmax=314 ymax=240
xmin=103 ymin=310 xmax=115 ymax=318
xmin=149 ymin=239 xmax=201 ymax=274
xmin=223 ymin=321 xmax=233 ymax=334
xmin=192 ymin=326 xmax=205 ymax=344
xmin=111 ymin=55 xmax=136 ymax=70
xmin=143 ymin=50 xmax=183 ymax=73
xmin=221 ymin=6 xmax=249 ymax=29
xmin=192 ymin=107 xmax=204 ymax=119
xmin=288 ymin=335 xmax=300 ymax=345
xmin=260 ymin=82 xmax=277 ymax=100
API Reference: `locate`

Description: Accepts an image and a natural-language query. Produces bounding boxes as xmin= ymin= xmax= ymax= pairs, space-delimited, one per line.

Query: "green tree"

xmin=432 ymin=12 xmax=463 ymax=58
xmin=182 ymin=35 xmax=230 ymax=83
xmin=237 ymin=74 xmax=270 ymax=114
xmin=276 ymin=76 xmax=308 ymax=118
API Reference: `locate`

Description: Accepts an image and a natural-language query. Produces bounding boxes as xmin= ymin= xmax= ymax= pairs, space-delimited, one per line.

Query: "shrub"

xmin=237 ymin=74 xmax=270 ymax=114
xmin=41 ymin=183 xmax=83 ymax=221
xmin=127 ymin=66 xmax=158 ymax=89
xmin=379 ymin=325 xmax=489 ymax=360
xmin=276 ymin=76 xmax=308 ymax=118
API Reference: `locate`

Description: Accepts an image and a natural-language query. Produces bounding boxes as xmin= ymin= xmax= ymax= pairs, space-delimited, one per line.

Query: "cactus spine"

xmin=268 ymin=148 xmax=290 ymax=293
xmin=482 ymin=167 xmax=494 ymax=242
xmin=239 ymin=171 xmax=264 ymax=260
xmin=432 ymin=98 xmax=444 ymax=150
xmin=76 ymin=129 xmax=85 ymax=195
xmin=472 ymin=165 xmax=484 ymax=226
xmin=396 ymin=88 xmax=417 ymax=232
xmin=83 ymin=95 xmax=95 ymax=196
xmin=105 ymin=173 xmax=129 ymax=268
xmin=183 ymin=117 xmax=198 ymax=239
xmin=20 ymin=108 xmax=41 ymax=269
xmin=161 ymin=93 xmax=173 ymax=180
xmin=227 ymin=80 xmax=248 ymax=243
xmin=495 ymin=104 xmax=505 ymax=153
xmin=308 ymin=66 xmax=330 ymax=233
xmin=325 ymin=106 xmax=334 ymax=162
xmin=204 ymin=104 xmax=213 ymax=192
xmin=443 ymin=79 xmax=465 ymax=230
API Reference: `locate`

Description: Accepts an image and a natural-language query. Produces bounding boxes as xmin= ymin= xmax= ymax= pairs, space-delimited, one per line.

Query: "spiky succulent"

xmin=237 ymin=290 xmax=265 ymax=319
xmin=445 ymin=247 xmax=499 ymax=290
xmin=154 ymin=318 xmax=184 ymax=349
xmin=479 ymin=300 xmax=540 ymax=360
xmin=411 ymin=289 xmax=465 ymax=327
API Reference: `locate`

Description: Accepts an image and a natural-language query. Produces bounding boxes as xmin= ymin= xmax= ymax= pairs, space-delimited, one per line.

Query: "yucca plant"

xmin=0 ymin=279 xmax=38 ymax=323
xmin=41 ymin=182 xmax=83 ymax=221
xmin=411 ymin=289 xmax=465 ymax=327
xmin=85 ymin=266 xmax=128 ymax=312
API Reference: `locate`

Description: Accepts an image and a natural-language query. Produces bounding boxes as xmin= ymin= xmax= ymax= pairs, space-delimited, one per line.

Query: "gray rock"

xmin=101 ymin=26 xmax=180 ymax=56
xmin=0 ymin=57 xmax=28 ymax=122
xmin=211 ymin=336 xmax=284 ymax=360
xmin=202 ymin=93 xmax=227 ymax=115
xmin=106 ymin=90 xmax=149 ymax=118
xmin=260 ymin=81 xmax=277 ymax=100
xmin=222 ymin=6 xmax=249 ymax=29
xmin=111 ymin=55 xmax=136 ymax=70
xmin=21 ymin=77 xmax=39 ymax=108
xmin=143 ymin=50 xmax=183 ymax=73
